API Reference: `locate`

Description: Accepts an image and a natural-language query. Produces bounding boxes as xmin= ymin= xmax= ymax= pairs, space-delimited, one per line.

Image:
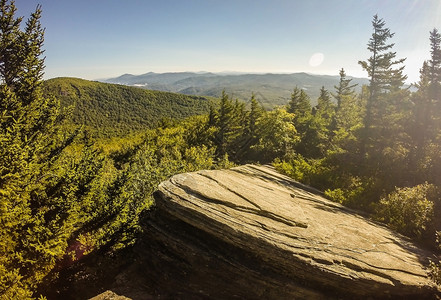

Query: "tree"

xmin=234 ymin=93 xmax=265 ymax=162
xmin=429 ymin=28 xmax=441 ymax=91
xmin=248 ymin=93 xmax=263 ymax=138
xmin=357 ymin=15 xmax=410 ymax=188
xmin=287 ymin=86 xmax=311 ymax=117
xmin=427 ymin=29 xmax=441 ymax=140
xmin=315 ymin=86 xmax=334 ymax=119
xmin=410 ymin=28 xmax=441 ymax=186
xmin=330 ymin=69 xmax=361 ymax=152
xmin=309 ymin=87 xmax=335 ymax=156
xmin=0 ymin=2 xmax=68 ymax=297
xmin=0 ymin=0 xmax=23 ymax=87
xmin=0 ymin=2 xmax=119 ymax=298
xmin=286 ymin=87 xmax=311 ymax=155
xmin=252 ymin=107 xmax=298 ymax=162
xmin=333 ymin=68 xmax=357 ymax=109
xmin=358 ymin=14 xmax=407 ymax=148
xmin=210 ymin=91 xmax=247 ymax=160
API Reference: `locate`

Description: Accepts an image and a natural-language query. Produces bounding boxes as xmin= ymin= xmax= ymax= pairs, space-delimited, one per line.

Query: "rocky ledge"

xmin=138 ymin=164 xmax=439 ymax=299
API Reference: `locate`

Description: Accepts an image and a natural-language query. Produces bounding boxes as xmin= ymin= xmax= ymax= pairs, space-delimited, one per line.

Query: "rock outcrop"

xmin=138 ymin=164 xmax=439 ymax=299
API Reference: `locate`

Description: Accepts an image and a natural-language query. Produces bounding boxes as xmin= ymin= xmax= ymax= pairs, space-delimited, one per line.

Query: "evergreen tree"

xmin=0 ymin=2 xmax=67 ymax=296
xmin=333 ymin=68 xmax=357 ymax=109
xmin=410 ymin=28 xmax=441 ymax=185
xmin=236 ymin=93 xmax=264 ymax=161
xmin=356 ymin=15 xmax=411 ymax=201
xmin=310 ymin=87 xmax=335 ymax=156
xmin=315 ymin=86 xmax=334 ymax=118
xmin=286 ymin=87 xmax=312 ymax=156
xmin=0 ymin=0 xmax=22 ymax=88
xmin=248 ymin=93 xmax=263 ymax=137
xmin=0 ymin=3 xmax=127 ymax=297
xmin=428 ymin=29 xmax=441 ymax=138
xmin=211 ymin=91 xmax=245 ymax=160
xmin=413 ymin=29 xmax=441 ymax=141
xmin=330 ymin=69 xmax=360 ymax=151
xmin=358 ymin=14 xmax=407 ymax=145
xmin=287 ymin=86 xmax=311 ymax=117
xmin=429 ymin=28 xmax=441 ymax=90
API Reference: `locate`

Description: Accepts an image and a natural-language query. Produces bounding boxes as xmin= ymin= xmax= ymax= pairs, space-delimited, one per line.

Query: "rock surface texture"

xmin=138 ymin=164 xmax=440 ymax=299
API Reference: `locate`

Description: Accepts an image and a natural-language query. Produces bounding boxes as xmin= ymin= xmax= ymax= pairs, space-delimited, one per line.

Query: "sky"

xmin=17 ymin=0 xmax=441 ymax=83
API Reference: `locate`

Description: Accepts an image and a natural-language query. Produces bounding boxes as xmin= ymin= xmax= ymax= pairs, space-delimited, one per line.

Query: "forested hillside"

xmin=43 ymin=78 xmax=213 ymax=136
xmin=2 ymin=0 xmax=441 ymax=298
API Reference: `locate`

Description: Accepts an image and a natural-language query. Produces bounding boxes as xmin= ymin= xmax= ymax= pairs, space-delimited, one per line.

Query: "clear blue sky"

xmin=18 ymin=0 xmax=441 ymax=83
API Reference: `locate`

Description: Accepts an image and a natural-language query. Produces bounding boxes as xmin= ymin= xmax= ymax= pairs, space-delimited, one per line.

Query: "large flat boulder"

xmin=141 ymin=164 xmax=439 ymax=299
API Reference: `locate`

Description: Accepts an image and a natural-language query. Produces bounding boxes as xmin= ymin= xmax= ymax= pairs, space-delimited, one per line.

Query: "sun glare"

xmin=309 ymin=52 xmax=324 ymax=67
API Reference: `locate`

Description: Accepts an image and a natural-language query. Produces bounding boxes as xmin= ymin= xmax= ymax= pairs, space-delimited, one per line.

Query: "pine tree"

xmin=0 ymin=2 xmax=107 ymax=297
xmin=429 ymin=28 xmax=441 ymax=90
xmin=212 ymin=91 xmax=245 ymax=159
xmin=315 ymin=86 xmax=334 ymax=118
xmin=0 ymin=2 xmax=61 ymax=296
xmin=0 ymin=0 xmax=22 ymax=88
xmin=358 ymin=15 xmax=407 ymax=142
xmin=309 ymin=87 xmax=335 ymax=156
xmin=333 ymin=68 xmax=357 ymax=109
xmin=357 ymin=15 xmax=410 ymax=200
xmin=248 ymin=93 xmax=263 ymax=137
xmin=428 ymin=29 xmax=441 ymax=136
xmin=410 ymin=28 xmax=441 ymax=185
xmin=330 ymin=69 xmax=360 ymax=150
xmin=287 ymin=86 xmax=311 ymax=117
xmin=234 ymin=93 xmax=264 ymax=161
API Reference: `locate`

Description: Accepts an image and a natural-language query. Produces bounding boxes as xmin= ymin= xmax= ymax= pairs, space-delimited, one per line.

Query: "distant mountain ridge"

xmin=102 ymin=72 xmax=370 ymax=108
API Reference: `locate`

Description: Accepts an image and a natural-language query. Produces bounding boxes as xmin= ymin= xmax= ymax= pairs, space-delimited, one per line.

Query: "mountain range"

xmin=102 ymin=72 xmax=370 ymax=108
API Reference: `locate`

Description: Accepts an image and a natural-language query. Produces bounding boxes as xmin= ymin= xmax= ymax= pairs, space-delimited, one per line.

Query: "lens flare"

xmin=309 ymin=53 xmax=324 ymax=67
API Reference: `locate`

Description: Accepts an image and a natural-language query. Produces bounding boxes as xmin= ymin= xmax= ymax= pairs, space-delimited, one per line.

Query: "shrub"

xmin=374 ymin=183 xmax=436 ymax=239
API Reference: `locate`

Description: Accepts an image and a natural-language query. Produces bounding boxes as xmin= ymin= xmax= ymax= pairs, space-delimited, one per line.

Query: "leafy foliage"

xmin=374 ymin=183 xmax=436 ymax=239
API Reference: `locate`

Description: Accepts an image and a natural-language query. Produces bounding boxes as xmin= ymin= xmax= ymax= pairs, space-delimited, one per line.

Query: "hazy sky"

xmin=18 ymin=0 xmax=441 ymax=83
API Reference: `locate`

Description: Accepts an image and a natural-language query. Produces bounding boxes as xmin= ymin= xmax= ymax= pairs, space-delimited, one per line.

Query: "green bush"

xmin=374 ymin=183 xmax=436 ymax=239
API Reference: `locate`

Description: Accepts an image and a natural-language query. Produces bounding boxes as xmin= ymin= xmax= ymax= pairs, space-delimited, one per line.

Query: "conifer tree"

xmin=333 ymin=68 xmax=357 ymax=109
xmin=0 ymin=2 xmax=63 ymax=296
xmin=358 ymin=15 xmax=408 ymax=161
xmin=358 ymin=15 xmax=407 ymax=142
xmin=0 ymin=2 xmax=115 ymax=297
xmin=410 ymin=28 xmax=441 ymax=185
xmin=287 ymin=87 xmax=328 ymax=157
xmin=212 ymin=91 xmax=245 ymax=159
xmin=235 ymin=93 xmax=264 ymax=161
xmin=429 ymin=28 xmax=441 ymax=89
xmin=330 ymin=69 xmax=360 ymax=150
xmin=308 ymin=87 xmax=335 ymax=156
xmin=248 ymin=93 xmax=263 ymax=137
xmin=315 ymin=86 xmax=334 ymax=118
xmin=428 ymin=29 xmax=441 ymax=135
xmin=357 ymin=15 xmax=411 ymax=199
xmin=287 ymin=86 xmax=311 ymax=117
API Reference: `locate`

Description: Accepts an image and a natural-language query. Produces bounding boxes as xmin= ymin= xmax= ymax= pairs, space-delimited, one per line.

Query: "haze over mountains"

xmin=103 ymin=72 xmax=370 ymax=108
